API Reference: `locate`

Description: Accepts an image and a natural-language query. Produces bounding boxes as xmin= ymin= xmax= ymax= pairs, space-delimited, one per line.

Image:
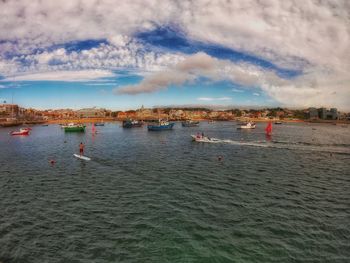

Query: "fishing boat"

xmin=237 ymin=122 xmax=256 ymax=129
xmin=147 ymin=120 xmax=175 ymax=131
xmin=182 ymin=120 xmax=200 ymax=127
xmin=64 ymin=123 xmax=86 ymax=132
xmin=94 ymin=123 xmax=105 ymax=126
xmin=122 ymin=119 xmax=143 ymax=128
xmin=191 ymin=134 xmax=220 ymax=143
xmin=11 ymin=128 xmax=30 ymax=136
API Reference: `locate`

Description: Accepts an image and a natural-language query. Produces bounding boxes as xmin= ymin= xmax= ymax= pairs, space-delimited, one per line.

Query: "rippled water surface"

xmin=1 ymin=122 xmax=349 ymax=262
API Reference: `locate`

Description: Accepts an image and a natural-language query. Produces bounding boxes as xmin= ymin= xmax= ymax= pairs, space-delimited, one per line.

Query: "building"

xmin=329 ymin=108 xmax=338 ymax=120
xmin=76 ymin=107 xmax=106 ymax=118
xmin=308 ymin=107 xmax=319 ymax=119
xmin=308 ymin=107 xmax=338 ymax=120
xmin=0 ymin=104 xmax=19 ymax=117
xmin=319 ymin=107 xmax=338 ymax=120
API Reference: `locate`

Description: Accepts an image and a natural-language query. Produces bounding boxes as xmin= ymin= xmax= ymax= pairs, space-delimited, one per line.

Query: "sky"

xmin=0 ymin=0 xmax=349 ymax=111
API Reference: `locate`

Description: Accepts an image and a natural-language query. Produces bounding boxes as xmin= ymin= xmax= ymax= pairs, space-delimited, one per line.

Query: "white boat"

xmin=191 ymin=135 xmax=221 ymax=143
xmin=237 ymin=122 xmax=256 ymax=129
xmin=61 ymin=123 xmax=76 ymax=128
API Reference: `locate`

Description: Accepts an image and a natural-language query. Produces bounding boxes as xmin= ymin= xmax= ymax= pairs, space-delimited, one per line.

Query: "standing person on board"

xmin=79 ymin=142 xmax=85 ymax=156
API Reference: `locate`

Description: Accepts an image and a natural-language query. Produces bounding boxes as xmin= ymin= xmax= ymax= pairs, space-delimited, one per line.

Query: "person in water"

xmin=79 ymin=142 xmax=85 ymax=156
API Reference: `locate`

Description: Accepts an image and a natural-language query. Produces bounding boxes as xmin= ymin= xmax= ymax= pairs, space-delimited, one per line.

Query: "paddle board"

xmin=73 ymin=154 xmax=91 ymax=161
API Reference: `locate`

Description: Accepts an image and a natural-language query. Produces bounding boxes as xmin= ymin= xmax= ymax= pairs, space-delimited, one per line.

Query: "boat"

xmin=274 ymin=121 xmax=282 ymax=124
xmin=94 ymin=123 xmax=105 ymax=126
xmin=64 ymin=123 xmax=86 ymax=132
xmin=11 ymin=128 xmax=30 ymax=136
xmin=191 ymin=134 xmax=220 ymax=143
xmin=237 ymin=122 xmax=256 ymax=129
xmin=122 ymin=119 xmax=143 ymax=128
xmin=182 ymin=120 xmax=200 ymax=127
xmin=147 ymin=120 xmax=175 ymax=131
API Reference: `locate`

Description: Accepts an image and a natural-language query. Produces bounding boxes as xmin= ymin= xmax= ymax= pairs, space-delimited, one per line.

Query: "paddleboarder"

xmin=79 ymin=142 xmax=85 ymax=156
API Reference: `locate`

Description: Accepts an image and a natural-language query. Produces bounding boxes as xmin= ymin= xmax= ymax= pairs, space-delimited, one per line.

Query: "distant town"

xmin=1 ymin=103 xmax=349 ymax=127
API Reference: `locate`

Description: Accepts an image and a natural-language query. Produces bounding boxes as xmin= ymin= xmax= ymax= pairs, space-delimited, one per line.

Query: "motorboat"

xmin=191 ymin=134 xmax=220 ymax=143
xmin=11 ymin=128 xmax=30 ymax=136
xmin=122 ymin=119 xmax=143 ymax=128
xmin=237 ymin=122 xmax=256 ymax=129
xmin=94 ymin=123 xmax=105 ymax=126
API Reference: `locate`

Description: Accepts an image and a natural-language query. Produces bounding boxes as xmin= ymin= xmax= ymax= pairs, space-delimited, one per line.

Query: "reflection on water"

xmin=0 ymin=122 xmax=349 ymax=262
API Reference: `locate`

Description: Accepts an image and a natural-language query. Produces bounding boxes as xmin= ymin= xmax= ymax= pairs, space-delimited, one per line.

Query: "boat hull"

xmin=182 ymin=121 xmax=199 ymax=127
xmin=191 ymin=135 xmax=220 ymax=143
xmin=11 ymin=131 xmax=29 ymax=136
xmin=122 ymin=121 xmax=143 ymax=128
xmin=147 ymin=123 xmax=175 ymax=131
xmin=64 ymin=126 xmax=86 ymax=132
xmin=237 ymin=126 xmax=256 ymax=129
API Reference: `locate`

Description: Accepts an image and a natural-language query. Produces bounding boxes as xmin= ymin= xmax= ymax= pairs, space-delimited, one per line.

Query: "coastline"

xmin=1 ymin=117 xmax=349 ymax=127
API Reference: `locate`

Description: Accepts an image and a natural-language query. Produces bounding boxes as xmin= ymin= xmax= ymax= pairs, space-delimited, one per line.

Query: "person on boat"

xmin=197 ymin=132 xmax=201 ymax=139
xmin=79 ymin=142 xmax=85 ymax=156
xmin=202 ymin=132 xmax=204 ymax=138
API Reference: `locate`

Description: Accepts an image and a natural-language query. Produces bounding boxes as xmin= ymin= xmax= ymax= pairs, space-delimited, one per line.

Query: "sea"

xmin=0 ymin=121 xmax=349 ymax=262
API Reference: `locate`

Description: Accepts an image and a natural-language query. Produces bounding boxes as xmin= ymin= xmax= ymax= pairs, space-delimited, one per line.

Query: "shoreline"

xmin=1 ymin=118 xmax=349 ymax=127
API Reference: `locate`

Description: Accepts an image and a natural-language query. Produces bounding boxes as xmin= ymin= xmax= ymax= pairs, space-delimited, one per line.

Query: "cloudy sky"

xmin=0 ymin=0 xmax=349 ymax=110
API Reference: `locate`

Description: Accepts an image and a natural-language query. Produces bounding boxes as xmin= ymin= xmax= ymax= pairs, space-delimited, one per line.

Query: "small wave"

xmin=203 ymin=138 xmax=350 ymax=155
xmin=272 ymin=140 xmax=350 ymax=148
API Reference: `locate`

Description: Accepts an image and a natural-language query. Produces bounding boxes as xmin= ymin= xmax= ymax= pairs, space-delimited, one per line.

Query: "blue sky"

xmin=0 ymin=1 xmax=349 ymax=110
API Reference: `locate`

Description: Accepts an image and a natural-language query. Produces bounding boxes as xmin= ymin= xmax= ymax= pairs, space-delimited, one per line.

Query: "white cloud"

xmin=0 ymin=39 xmax=185 ymax=78
xmin=253 ymin=93 xmax=260 ymax=96
xmin=85 ymin=83 xmax=117 ymax=86
xmin=232 ymin=88 xmax=244 ymax=93
xmin=197 ymin=97 xmax=232 ymax=101
xmin=0 ymin=0 xmax=349 ymax=109
xmin=3 ymin=70 xmax=115 ymax=81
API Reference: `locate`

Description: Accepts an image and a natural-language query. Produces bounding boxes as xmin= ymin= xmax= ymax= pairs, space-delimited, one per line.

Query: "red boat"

xmin=11 ymin=128 xmax=30 ymax=136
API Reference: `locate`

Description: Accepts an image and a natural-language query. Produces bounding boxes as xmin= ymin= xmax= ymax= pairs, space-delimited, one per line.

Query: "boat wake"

xmin=196 ymin=137 xmax=350 ymax=155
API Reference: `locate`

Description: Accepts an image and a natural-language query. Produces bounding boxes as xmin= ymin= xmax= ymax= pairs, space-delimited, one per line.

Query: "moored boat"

xmin=64 ymin=123 xmax=86 ymax=132
xmin=182 ymin=120 xmax=200 ymax=127
xmin=147 ymin=120 xmax=175 ymax=131
xmin=274 ymin=121 xmax=282 ymax=124
xmin=11 ymin=128 xmax=30 ymax=136
xmin=122 ymin=119 xmax=143 ymax=128
xmin=94 ymin=123 xmax=105 ymax=126
xmin=237 ymin=122 xmax=256 ymax=129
